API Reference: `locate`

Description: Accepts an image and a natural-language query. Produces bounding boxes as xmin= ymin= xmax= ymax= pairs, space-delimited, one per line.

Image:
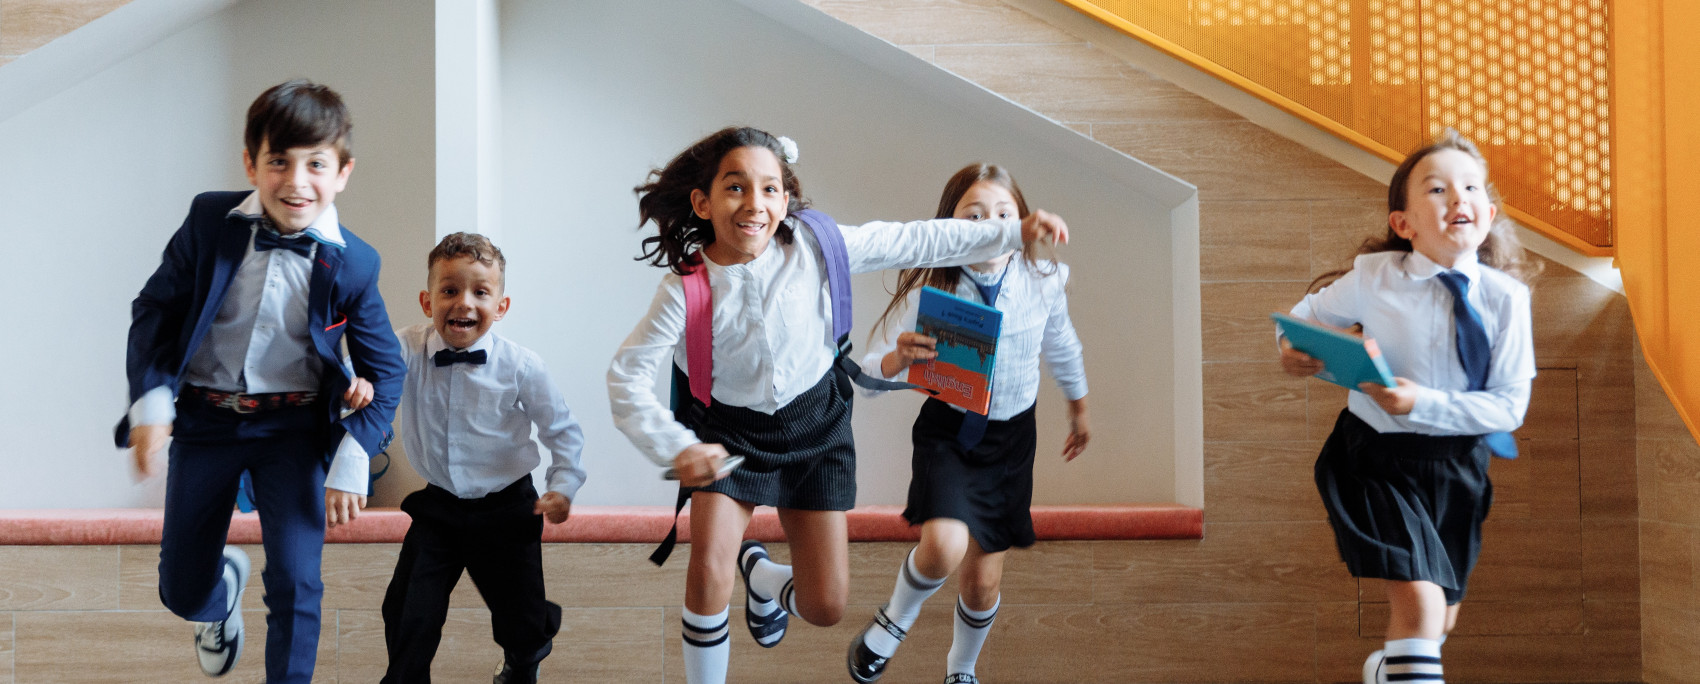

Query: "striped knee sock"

xmin=1384 ymin=638 xmax=1443 ymax=683
xmin=945 ymin=595 xmax=999 ymax=677
xmin=863 ymin=547 xmax=947 ymax=657
xmin=681 ymin=606 xmax=730 ymax=684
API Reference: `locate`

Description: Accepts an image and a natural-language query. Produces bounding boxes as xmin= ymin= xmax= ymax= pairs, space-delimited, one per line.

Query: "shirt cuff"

xmin=324 ymin=434 xmax=370 ymax=495
xmin=652 ymin=433 xmax=703 ymax=468
xmin=1405 ymin=386 xmax=1449 ymax=427
xmin=548 ymin=472 xmax=586 ymax=502
xmin=129 ymin=386 xmax=176 ymax=427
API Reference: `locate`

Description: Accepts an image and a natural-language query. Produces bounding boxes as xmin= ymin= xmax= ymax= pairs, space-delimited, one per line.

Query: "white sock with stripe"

xmin=681 ymin=606 xmax=730 ymax=684
xmin=748 ymin=554 xmax=794 ymax=612
xmin=946 ymin=595 xmax=999 ymax=677
xmin=864 ymin=547 xmax=947 ymax=657
xmin=1384 ymin=638 xmax=1443 ymax=683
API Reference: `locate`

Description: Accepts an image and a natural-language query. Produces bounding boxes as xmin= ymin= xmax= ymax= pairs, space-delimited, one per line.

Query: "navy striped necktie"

xmin=956 ymin=261 xmax=1012 ymax=449
xmin=1434 ymin=271 xmax=1518 ymax=458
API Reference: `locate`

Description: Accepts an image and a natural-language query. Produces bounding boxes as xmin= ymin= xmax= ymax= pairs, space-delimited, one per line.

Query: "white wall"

xmin=0 ymin=0 xmax=434 ymax=508
xmin=495 ymin=0 xmax=1197 ymax=506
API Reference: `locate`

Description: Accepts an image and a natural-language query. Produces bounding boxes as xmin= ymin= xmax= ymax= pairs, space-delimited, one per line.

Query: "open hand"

xmin=326 ymin=488 xmax=367 ymax=528
xmin=535 ymin=491 xmax=572 ymax=525
xmin=1064 ymin=397 xmax=1090 ymax=461
xmin=1358 ymin=377 xmax=1420 ymax=415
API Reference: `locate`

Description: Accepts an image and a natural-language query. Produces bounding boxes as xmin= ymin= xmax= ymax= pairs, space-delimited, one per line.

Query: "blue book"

xmin=909 ymin=286 xmax=1002 ymax=414
xmin=1271 ymin=312 xmax=1396 ymax=390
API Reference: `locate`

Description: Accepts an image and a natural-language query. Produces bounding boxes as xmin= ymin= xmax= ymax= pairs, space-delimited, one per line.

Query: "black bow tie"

xmin=253 ymin=229 xmax=316 ymax=258
xmin=434 ymin=349 xmax=487 ymax=367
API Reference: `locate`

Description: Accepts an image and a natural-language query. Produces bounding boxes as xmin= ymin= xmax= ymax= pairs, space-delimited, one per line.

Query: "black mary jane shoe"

xmin=847 ymin=605 xmax=907 ymax=683
xmin=738 ymin=540 xmax=789 ymax=647
xmin=943 ymin=674 xmax=981 ymax=684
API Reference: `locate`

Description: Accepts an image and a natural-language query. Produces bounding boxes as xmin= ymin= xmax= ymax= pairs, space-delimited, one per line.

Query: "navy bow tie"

xmin=433 ymin=349 xmax=487 ymax=367
xmin=253 ymin=229 xmax=316 ymax=258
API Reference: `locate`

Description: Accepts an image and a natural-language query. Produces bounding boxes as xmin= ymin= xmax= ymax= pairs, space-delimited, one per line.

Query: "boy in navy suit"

xmin=117 ymin=79 xmax=405 ymax=683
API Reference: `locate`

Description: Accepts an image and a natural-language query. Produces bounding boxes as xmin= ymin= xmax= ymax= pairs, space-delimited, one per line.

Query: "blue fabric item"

xmin=792 ymin=209 xmax=854 ymax=343
xmin=252 ymin=228 xmax=317 ymax=258
xmin=957 ymin=261 xmax=1012 ymax=449
xmin=1435 ymin=272 xmax=1517 ymax=458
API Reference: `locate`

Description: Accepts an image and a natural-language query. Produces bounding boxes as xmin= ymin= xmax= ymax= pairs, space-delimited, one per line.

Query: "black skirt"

xmin=903 ymin=398 xmax=1039 ymax=553
xmin=673 ymin=365 xmax=857 ymax=511
xmin=1315 ymin=409 xmax=1493 ymax=604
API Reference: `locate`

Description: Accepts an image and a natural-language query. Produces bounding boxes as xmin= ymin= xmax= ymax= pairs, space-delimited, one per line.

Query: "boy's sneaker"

xmin=1362 ymin=649 xmax=1385 ymax=684
xmin=492 ymin=659 xmax=540 ymax=684
xmin=193 ymin=546 xmax=250 ymax=677
xmin=737 ymin=540 xmax=788 ymax=647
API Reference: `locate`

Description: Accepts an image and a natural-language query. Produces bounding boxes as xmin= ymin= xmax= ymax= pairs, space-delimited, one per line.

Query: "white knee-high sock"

xmin=946 ymin=595 xmax=999 ymax=677
xmin=1384 ymin=638 xmax=1443 ymax=683
xmin=681 ymin=606 xmax=730 ymax=684
xmin=863 ymin=547 xmax=946 ymax=657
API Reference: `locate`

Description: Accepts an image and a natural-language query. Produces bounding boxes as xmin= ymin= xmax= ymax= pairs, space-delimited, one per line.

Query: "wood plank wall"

xmin=0 ymin=0 xmax=1657 ymax=682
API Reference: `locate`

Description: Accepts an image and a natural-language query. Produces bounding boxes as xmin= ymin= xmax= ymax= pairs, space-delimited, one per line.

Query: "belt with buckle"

xmin=185 ymin=386 xmax=319 ymax=414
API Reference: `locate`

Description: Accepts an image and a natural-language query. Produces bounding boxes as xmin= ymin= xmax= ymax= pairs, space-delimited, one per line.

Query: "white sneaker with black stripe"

xmin=193 ymin=546 xmax=250 ymax=677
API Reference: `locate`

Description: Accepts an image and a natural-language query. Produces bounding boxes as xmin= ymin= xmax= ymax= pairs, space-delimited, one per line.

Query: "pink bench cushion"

xmin=0 ymin=504 xmax=1202 ymax=545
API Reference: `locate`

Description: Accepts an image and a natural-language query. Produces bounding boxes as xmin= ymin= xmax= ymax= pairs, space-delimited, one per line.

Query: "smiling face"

xmin=420 ymin=255 xmax=509 ymax=349
xmin=691 ymin=146 xmax=790 ymax=266
xmin=243 ymin=140 xmax=352 ymax=234
xmin=1389 ymin=148 xmax=1497 ymax=269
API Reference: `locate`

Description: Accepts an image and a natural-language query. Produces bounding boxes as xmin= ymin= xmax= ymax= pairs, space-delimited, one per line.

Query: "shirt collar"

xmin=1402 ymin=248 xmax=1481 ymax=283
xmin=424 ymin=326 xmax=495 ymax=356
xmin=228 ymin=191 xmax=346 ymax=247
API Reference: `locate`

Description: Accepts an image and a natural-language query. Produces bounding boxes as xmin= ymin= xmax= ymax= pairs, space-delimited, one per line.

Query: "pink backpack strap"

xmin=681 ymin=256 xmax=714 ymax=407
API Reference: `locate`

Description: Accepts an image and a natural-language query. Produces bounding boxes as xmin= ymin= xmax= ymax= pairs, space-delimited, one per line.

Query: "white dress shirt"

xmin=608 ymin=215 xmax=1025 ymax=466
xmin=397 ymin=323 xmax=588 ymax=500
xmin=1288 ymin=249 xmax=1535 ymax=436
xmin=860 ymin=257 xmax=1088 ymax=420
xmin=130 ymin=192 xmax=373 ymax=494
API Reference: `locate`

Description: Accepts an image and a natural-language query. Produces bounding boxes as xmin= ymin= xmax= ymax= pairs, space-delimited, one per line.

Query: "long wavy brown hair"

xmin=871 ymin=163 xmax=1056 ymax=341
xmin=633 ymin=127 xmax=807 ymax=275
xmin=1310 ymin=128 xmax=1541 ymax=293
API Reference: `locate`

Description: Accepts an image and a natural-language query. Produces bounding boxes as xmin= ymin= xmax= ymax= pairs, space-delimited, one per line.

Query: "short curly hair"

xmin=427 ymin=232 xmax=506 ymax=285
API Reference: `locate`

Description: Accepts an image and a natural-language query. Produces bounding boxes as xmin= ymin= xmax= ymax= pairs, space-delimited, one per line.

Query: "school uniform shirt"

xmin=860 ymin=257 xmax=1088 ymax=420
xmin=1288 ymin=249 xmax=1534 ymax=436
xmin=396 ymin=323 xmax=587 ymax=500
xmin=129 ymin=192 xmax=374 ymax=494
xmin=608 ymin=215 xmax=1026 ymax=467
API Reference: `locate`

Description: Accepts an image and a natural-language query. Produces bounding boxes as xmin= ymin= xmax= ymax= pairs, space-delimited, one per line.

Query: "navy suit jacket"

xmin=115 ymin=191 xmax=406 ymax=464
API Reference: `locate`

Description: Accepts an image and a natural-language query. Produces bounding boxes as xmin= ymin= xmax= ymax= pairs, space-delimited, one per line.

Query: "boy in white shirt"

xmin=381 ymin=232 xmax=586 ymax=684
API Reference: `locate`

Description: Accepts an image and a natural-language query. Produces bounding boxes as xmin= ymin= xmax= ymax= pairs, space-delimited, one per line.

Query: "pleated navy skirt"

xmin=672 ymin=365 xmax=857 ymax=511
xmin=903 ymin=398 xmax=1039 ymax=554
xmin=1314 ymin=408 xmax=1493 ymax=604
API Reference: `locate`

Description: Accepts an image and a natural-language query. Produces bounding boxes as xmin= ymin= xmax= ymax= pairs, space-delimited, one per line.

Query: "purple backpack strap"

xmin=793 ymin=208 xmax=853 ymax=344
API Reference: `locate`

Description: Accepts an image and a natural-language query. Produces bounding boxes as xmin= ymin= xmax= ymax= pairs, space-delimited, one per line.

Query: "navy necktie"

xmin=1434 ymin=272 xmax=1518 ymax=458
xmin=956 ymin=261 xmax=1012 ymax=449
xmin=253 ymin=228 xmax=316 ymax=258
xmin=433 ymin=349 xmax=487 ymax=367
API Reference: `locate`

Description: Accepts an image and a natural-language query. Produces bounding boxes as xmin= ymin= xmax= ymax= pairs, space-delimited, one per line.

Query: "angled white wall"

xmin=0 ymin=0 xmax=434 ymax=508
xmin=495 ymin=0 xmax=1201 ymax=507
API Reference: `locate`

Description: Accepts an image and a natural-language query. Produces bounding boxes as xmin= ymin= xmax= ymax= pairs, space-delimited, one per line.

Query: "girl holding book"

xmin=847 ymin=163 xmax=1089 ymax=684
xmin=607 ymin=131 xmax=1069 ymax=684
xmin=1281 ymin=129 xmax=1538 ymax=684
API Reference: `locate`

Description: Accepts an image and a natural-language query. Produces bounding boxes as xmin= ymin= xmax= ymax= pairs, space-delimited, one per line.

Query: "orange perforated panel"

xmin=1072 ymin=0 xmax=1613 ymax=250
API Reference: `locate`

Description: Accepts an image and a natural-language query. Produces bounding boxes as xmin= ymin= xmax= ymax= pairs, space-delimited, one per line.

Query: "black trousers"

xmin=380 ymin=477 xmax=562 ymax=683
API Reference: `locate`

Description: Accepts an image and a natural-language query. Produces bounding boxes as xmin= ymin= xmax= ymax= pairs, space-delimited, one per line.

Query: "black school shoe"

xmin=944 ymin=674 xmax=980 ymax=684
xmin=738 ymin=540 xmax=789 ymax=647
xmin=492 ymin=660 xmax=540 ymax=684
xmin=847 ymin=606 xmax=907 ymax=683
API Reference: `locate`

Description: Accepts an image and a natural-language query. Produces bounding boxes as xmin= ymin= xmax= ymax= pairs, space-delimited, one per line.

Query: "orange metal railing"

xmin=1057 ymin=0 xmax=1613 ymax=256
